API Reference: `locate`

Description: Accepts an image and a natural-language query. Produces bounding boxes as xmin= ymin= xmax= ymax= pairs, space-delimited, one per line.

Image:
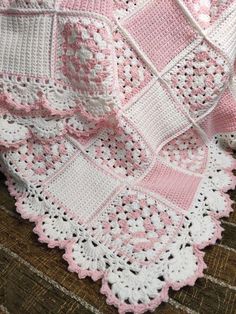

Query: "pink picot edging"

xmin=1 ymin=141 xmax=235 ymax=314
xmin=99 ymin=246 xmax=207 ymax=314
xmin=0 ymin=92 xmax=119 ymax=120
xmin=0 ymin=91 xmax=120 ymax=150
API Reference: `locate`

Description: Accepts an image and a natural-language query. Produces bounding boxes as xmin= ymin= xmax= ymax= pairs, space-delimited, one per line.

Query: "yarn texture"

xmin=0 ymin=1 xmax=236 ymax=313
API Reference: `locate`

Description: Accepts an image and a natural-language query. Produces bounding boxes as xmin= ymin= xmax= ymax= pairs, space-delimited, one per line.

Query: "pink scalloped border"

xmin=1 ymin=144 xmax=235 ymax=314
xmin=0 ymin=91 xmax=120 ymax=150
xmin=0 ymin=89 xmax=120 ymax=120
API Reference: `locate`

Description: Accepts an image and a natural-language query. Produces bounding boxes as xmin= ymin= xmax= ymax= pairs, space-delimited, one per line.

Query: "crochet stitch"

xmin=0 ymin=1 xmax=236 ymax=313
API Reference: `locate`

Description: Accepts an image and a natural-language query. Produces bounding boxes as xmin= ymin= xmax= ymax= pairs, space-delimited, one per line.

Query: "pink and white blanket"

xmin=0 ymin=1 xmax=235 ymax=313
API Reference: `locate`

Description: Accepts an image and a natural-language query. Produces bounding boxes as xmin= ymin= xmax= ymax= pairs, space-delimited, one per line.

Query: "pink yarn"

xmin=0 ymin=1 xmax=236 ymax=313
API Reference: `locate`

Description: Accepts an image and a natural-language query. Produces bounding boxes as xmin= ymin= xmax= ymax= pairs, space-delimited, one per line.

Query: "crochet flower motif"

xmin=0 ymin=1 xmax=120 ymax=124
xmin=1 ymin=132 xmax=235 ymax=314
xmin=163 ymin=40 xmax=230 ymax=117
xmin=183 ymin=0 xmax=235 ymax=28
xmin=159 ymin=128 xmax=208 ymax=173
xmin=59 ymin=20 xmax=112 ymax=94
xmin=85 ymin=118 xmax=151 ymax=178
xmin=0 ymin=1 xmax=236 ymax=313
xmin=113 ymin=30 xmax=153 ymax=104
xmin=56 ymin=15 xmax=120 ymax=118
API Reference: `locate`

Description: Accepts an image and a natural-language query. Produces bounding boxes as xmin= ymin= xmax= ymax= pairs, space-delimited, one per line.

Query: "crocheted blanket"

xmin=0 ymin=1 xmax=235 ymax=313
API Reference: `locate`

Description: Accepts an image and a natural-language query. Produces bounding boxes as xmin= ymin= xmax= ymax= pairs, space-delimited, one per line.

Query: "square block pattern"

xmin=139 ymin=160 xmax=201 ymax=210
xmin=125 ymin=80 xmax=189 ymax=152
xmin=113 ymin=29 xmax=153 ymax=105
xmin=208 ymin=3 xmax=236 ymax=65
xmin=90 ymin=186 xmax=183 ymax=263
xmin=123 ymin=0 xmax=197 ymax=71
xmin=60 ymin=0 xmax=113 ymax=18
xmin=162 ymin=39 xmax=230 ymax=118
xmin=56 ymin=15 xmax=118 ymax=98
xmin=4 ymin=138 xmax=77 ymax=183
xmin=46 ymin=153 xmax=120 ymax=223
xmin=85 ymin=117 xmax=151 ymax=178
xmin=0 ymin=14 xmax=52 ymax=76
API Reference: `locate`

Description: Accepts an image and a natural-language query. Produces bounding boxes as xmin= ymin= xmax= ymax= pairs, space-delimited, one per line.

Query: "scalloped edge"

xmin=0 ymin=137 xmax=235 ymax=314
xmin=0 ymin=93 xmax=120 ymax=150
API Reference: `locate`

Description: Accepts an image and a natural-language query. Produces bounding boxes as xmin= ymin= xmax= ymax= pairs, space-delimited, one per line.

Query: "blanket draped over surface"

xmin=0 ymin=1 xmax=236 ymax=313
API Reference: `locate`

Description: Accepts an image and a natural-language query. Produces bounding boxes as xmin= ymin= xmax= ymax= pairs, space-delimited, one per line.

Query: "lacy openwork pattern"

xmin=0 ymin=1 xmax=236 ymax=313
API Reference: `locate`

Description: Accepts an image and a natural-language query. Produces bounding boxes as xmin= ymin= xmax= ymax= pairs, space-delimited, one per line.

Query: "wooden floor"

xmin=0 ymin=171 xmax=236 ymax=314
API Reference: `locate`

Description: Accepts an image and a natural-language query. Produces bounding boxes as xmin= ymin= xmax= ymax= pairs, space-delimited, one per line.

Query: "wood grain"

xmin=0 ymin=250 xmax=92 ymax=314
xmin=0 ymin=171 xmax=236 ymax=314
xmin=226 ymin=187 xmax=236 ymax=224
xmin=170 ymin=277 xmax=236 ymax=314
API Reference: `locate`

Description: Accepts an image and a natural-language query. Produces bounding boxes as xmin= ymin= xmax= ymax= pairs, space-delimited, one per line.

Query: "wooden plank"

xmin=170 ymin=277 xmax=236 ymax=314
xmin=0 ymin=175 xmax=15 ymax=210
xmin=0 ymin=250 xmax=92 ymax=314
xmin=223 ymin=201 xmax=236 ymax=224
xmin=0 ymin=210 xmax=110 ymax=313
xmin=220 ymin=222 xmax=236 ymax=250
xmin=0 ymin=210 xmax=184 ymax=314
xmin=226 ymin=164 xmax=236 ymax=224
xmin=204 ymin=245 xmax=236 ymax=286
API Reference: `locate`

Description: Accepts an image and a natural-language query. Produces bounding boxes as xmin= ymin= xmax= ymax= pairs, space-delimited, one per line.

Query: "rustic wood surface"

xmin=0 ymin=171 xmax=236 ymax=314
